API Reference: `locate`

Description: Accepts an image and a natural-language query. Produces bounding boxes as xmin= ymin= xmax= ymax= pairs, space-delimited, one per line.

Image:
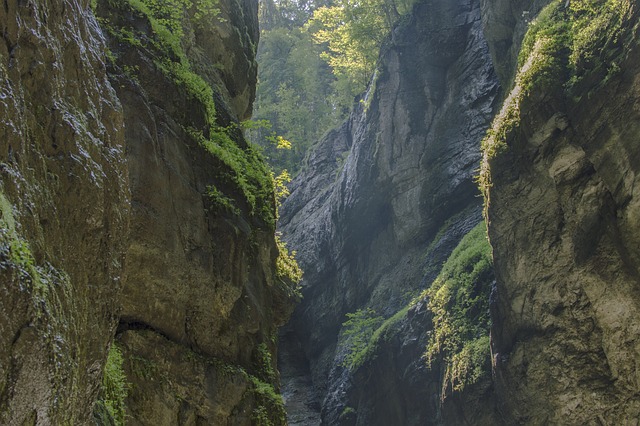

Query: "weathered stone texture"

xmin=95 ymin=0 xmax=292 ymax=423
xmin=484 ymin=3 xmax=640 ymax=422
xmin=0 ymin=0 xmax=290 ymax=424
xmin=0 ymin=0 xmax=129 ymax=423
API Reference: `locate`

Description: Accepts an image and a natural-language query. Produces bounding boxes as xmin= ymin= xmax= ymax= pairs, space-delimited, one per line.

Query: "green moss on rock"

xmin=96 ymin=343 xmax=129 ymax=426
xmin=424 ymin=222 xmax=493 ymax=394
xmin=99 ymin=0 xmax=278 ymax=228
xmin=479 ymin=0 xmax=633 ymax=214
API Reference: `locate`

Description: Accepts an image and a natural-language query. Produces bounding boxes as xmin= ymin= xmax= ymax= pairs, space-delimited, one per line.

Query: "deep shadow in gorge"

xmin=279 ymin=324 xmax=322 ymax=425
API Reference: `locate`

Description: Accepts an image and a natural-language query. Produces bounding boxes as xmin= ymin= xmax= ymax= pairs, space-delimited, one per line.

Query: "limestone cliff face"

xmin=0 ymin=0 xmax=129 ymax=424
xmin=481 ymin=0 xmax=640 ymax=423
xmin=95 ymin=0 xmax=294 ymax=424
xmin=0 ymin=0 xmax=292 ymax=424
xmin=279 ymin=0 xmax=499 ymax=423
xmin=478 ymin=0 xmax=550 ymax=86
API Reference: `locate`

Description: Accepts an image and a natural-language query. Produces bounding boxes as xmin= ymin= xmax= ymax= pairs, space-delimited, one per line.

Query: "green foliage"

xmin=306 ymin=0 xmax=416 ymax=90
xmin=100 ymin=343 xmax=130 ymax=425
xmin=253 ymin=343 xmax=277 ymax=383
xmin=249 ymin=25 xmax=346 ymax=175
xmin=0 ymin=193 xmax=48 ymax=297
xmin=340 ymin=406 xmax=357 ymax=421
xmin=249 ymin=375 xmax=287 ymax=426
xmin=273 ymin=168 xmax=291 ymax=211
xmin=252 ymin=0 xmax=418 ymax=174
xmin=186 ymin=126 xmax=277 ymax=227
xmin=489 ymin=0 xmax=631 ymax=153
xmin=340 ymin=308 xmax=384 ymax=369
xmin=275 ymin=234 xmax=303 ymax=299
xmin=424 ymin=223 xmax=493 ymax=394
xmin=568 ymin=0 xmax=631 ymax=78
xmin=154 ymin=58 xmax=217 ymax=126
xmin=136 ymin=0 xmax=188 ymax=35
xmin=517 ymin=0 xmax=631 ymax=93
xmin=306 ymin=0 xmax=389 ymax=89
xmin=251 ymin=405 xmax=273 ymax=426
xmin=133 ymin=0 xmax=221 ymax=37
xmin=259 ymin=0 xmax=324 ymax=29
xmin=338 ymin=302 xmax=413 ymax=371
xmin=206 ymin=185 xmax=240 ymax=215
xmin=112 ymin=0 xmax=277 ymax=227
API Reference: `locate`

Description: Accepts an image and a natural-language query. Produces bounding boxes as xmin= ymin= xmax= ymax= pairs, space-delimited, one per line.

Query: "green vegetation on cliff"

xmin=250 ymin=0 xmax=417 ymax=175
xmin=98 ymin=0 xmax=279 ymax=228
xmin=338 ymin=222 xmax=494 ymax=386
xmin=340 ymin=308 xmax=384 ymax=369
xmin=99 ymin=0 xmax=304 ymax=297
xmin=424 ymin=222 xmax=493 ymax=394
xmin=0 ymin=193 xmax=47 ymax=299
xmin=95 ymin=343 xmax=129 ymax=426
xmin=250 ymin=10 xmax=347 ymax=175
xmin=480 ymin=0 xmax=634 ymax=206
xmin=93 ymin=2 xmax=300 ymax=424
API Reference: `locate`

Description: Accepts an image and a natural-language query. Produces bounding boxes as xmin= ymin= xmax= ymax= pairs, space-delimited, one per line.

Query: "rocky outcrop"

xmin=95 ymin=0 xmax=295 ymax=423
xmin=0 ymin=0 xmax=129 ymax=424
xmin=0 ymin=0 xmax=293 ymax=424
xmin=481 ymin=0 xmax=640 ymax=423
xmin=278 ymin=0 xmax=499 ymax=423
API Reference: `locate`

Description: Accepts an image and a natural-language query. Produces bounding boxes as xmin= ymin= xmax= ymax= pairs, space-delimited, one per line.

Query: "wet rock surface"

xmin=95 ymin=0 xmax=293 ymax=423
xmin=0 ymin=0 xmax=129 ymax=423
xmin=0 ymin=0 xmax=291 ymax=424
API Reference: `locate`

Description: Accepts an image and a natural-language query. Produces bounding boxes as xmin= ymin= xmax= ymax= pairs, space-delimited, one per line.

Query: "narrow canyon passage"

xmin=279 ymin=326 xmax=322 ymax=425
xmin=0 ymin=0 xmax=639 ymax=424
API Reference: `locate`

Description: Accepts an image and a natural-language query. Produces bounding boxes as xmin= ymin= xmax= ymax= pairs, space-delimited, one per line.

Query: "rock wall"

xmin=278 ymin=0 xmax=499 ymax=423
xmin=0 ymin=0 xmax=293 ymax=424
xmin=95 ymin=0 xmax=295 ymax=423
xmin=0 ymin=0 xmax=129 ymax=424
xmin=481 ymin=0 xmax=640 ymax=423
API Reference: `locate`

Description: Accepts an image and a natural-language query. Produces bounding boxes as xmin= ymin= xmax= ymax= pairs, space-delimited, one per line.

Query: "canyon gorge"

xmin=0 ymin=0 xmax=639 ymax=425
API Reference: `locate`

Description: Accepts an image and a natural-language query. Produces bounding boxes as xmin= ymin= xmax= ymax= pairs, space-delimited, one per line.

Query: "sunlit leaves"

xmin=306 ymin=0 xmax=389 ymax=89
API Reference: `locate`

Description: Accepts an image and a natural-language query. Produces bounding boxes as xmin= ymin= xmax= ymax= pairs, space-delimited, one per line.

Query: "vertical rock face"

xmin=0 ymin=0 xmax=293 ymax=424
xmin=482 ymin=0 xmax=640 ymax=423
xmin=0 ymin=0 xmax=129 ymax=424
xmin=280 ymin=0 xmax=640 ymax=424
xmin=478 ymin=0 xmax=550 ymax=85
xmin=95 ymin=0 xmax=294 ymax=423
xmin=279 ymin=0 xmax=499 ymax=423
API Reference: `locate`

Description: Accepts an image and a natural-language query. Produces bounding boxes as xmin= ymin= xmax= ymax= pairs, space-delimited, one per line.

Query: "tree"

xmin=250 ymin=24 xmax=345 ymax=175
xmin=305 ymin=0 xmax=415 ymax=93
xmin=250 ymin=0 xmax=416 ymax=175
xmin=306 ymin=0 xmax=388 ymax=91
